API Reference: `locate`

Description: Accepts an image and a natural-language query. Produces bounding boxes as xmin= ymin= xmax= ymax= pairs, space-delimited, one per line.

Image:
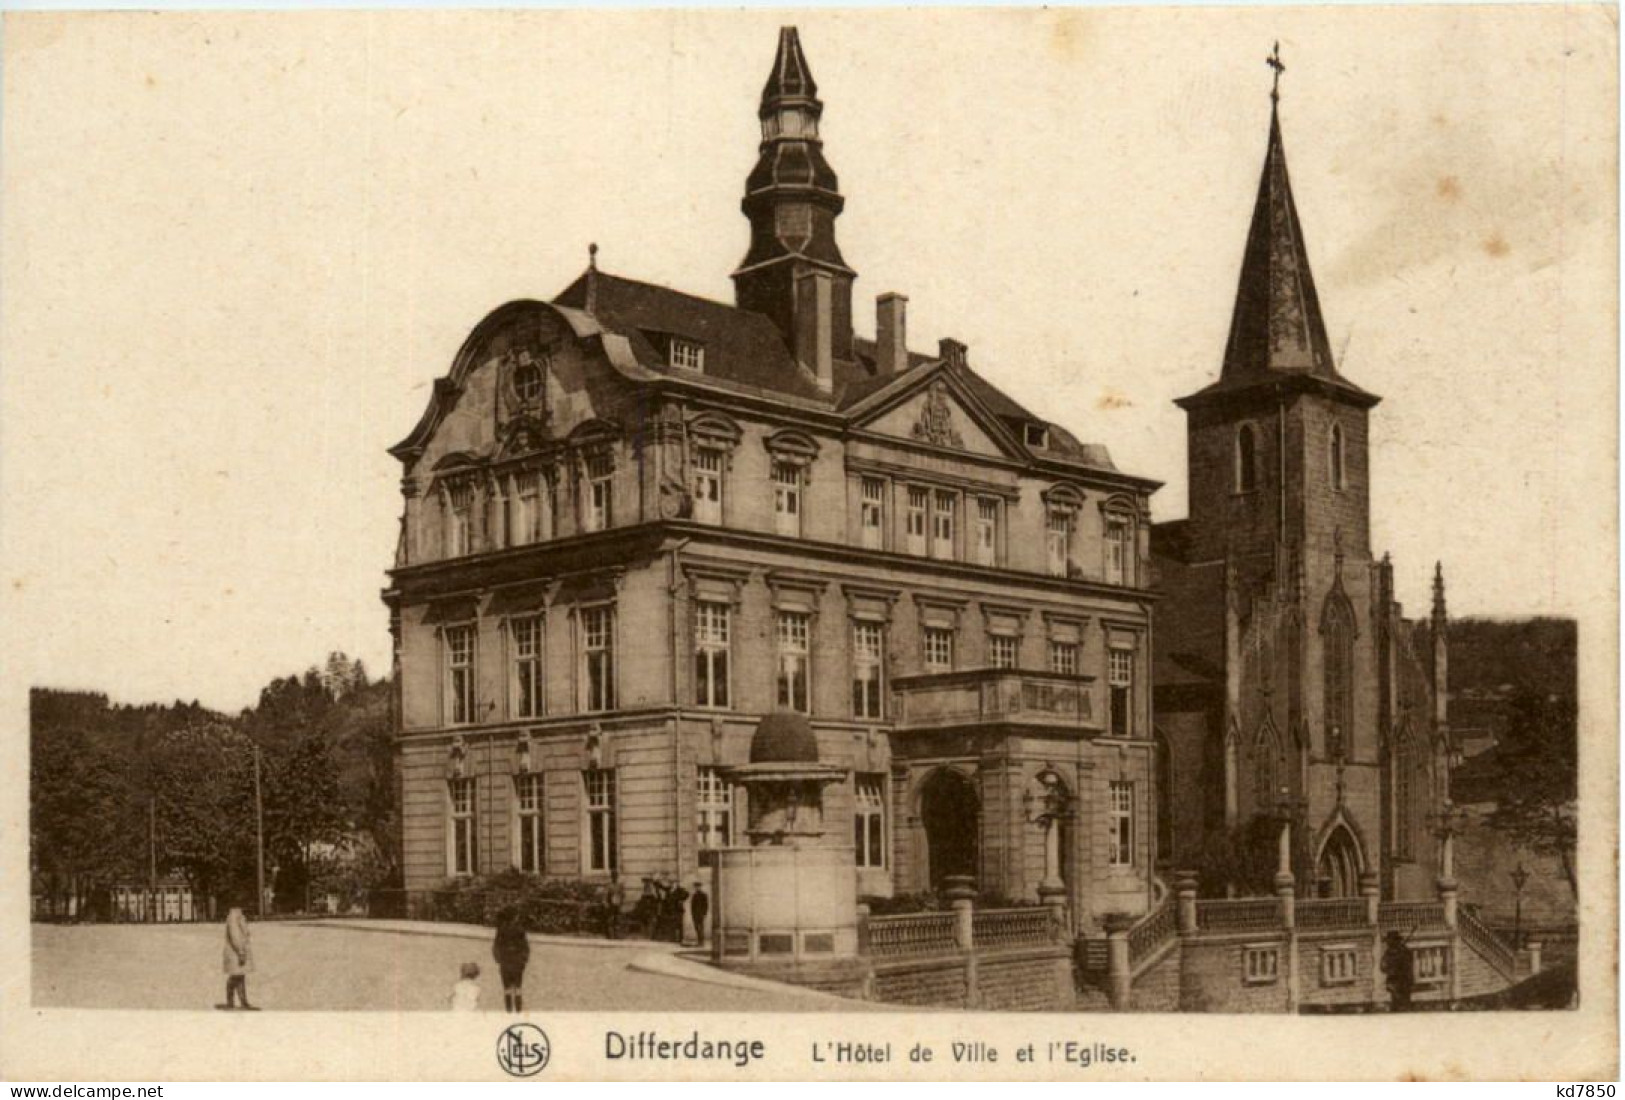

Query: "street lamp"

xmin=1510 ymin=863 xmax=1530 ymax=948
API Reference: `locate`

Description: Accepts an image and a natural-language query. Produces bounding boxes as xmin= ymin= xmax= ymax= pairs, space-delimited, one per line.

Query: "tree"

xmin=1195 ymin=814 xmax=1282 ymax=897
xmin=1482 ymin=689 xmax=1577 ymax=898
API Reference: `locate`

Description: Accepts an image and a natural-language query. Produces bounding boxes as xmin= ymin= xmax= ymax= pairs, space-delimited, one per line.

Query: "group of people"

xmin=601 ymin=872 xmax=709 ymax=946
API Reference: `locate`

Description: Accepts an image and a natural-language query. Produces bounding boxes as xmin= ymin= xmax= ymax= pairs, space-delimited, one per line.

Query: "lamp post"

xmin=1510 ymin=863 xmax=1530 ymax=948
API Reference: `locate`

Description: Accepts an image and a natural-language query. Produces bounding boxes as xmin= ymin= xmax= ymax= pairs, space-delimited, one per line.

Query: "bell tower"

xmin=732 ymin=27 xmax=856 ymax=365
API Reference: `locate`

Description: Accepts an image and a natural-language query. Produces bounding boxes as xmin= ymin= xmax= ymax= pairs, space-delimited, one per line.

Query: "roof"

xmin=549 ymin=269 xmax=1131 ymax=477
xmin=750 ymin=711 xmax=821 ymax=764
xmin=1177 ymin=105 xmax=1378 ymax=411
xmin=762 ymin=26 xmax=817 ymax=107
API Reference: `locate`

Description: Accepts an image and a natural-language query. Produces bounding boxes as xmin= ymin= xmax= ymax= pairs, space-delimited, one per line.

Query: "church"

xmin=382 ymin=27 xmax=1452 ymax=938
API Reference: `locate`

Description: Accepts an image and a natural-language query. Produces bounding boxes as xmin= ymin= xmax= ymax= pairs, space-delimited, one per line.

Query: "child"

xmin=448 ymin=961 xmax=481 ymax=1011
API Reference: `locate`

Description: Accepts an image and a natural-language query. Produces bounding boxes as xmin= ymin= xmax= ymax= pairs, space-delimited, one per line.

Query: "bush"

xmin=425 ymin=873 xmax=605 ymax=935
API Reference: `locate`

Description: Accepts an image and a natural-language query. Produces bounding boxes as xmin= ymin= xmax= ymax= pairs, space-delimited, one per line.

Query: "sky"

xmin=0 ymin=6 xmax=1615 ymax=713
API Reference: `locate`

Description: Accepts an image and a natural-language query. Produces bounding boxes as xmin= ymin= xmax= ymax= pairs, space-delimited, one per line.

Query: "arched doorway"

xmin=1316 ymin=824 xmax=1363 ymax=898
xmin=919 ymin=768 xmax=979 ymax=890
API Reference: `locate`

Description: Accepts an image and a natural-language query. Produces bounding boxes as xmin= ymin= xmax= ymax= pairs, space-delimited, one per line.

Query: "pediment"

xmin=855 ymin=373 xmax=1017 ymax=459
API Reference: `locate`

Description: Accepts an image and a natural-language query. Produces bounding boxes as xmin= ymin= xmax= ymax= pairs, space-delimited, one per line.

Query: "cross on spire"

xmin=1267 ymin=41 xmax=1285 ymax=103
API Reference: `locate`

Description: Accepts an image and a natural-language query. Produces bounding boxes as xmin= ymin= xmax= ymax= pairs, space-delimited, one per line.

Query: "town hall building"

xmin=384 ymin=28 xmax=1164 ymax=933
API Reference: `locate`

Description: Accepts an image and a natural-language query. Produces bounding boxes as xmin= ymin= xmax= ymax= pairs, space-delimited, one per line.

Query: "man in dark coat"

xmin=689 ymin=881 xmax=710 ymax=949
xmin=662 ymin=882 xmax=690 ymax=944
xmin=604 ymin=872 xmax=626 ymax=940
xmin=492 ymin=907 xmax=531 ymax=1014
xmin=1383 ymin=930 xmax=1415 ymax=1012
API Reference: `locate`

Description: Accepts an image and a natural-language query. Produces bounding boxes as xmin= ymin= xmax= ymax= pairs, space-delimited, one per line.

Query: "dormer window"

xmin=1025 ymin=423 xmax=1049 ymax=449
xmin=669 ymin=338 xmax=705 ymax=372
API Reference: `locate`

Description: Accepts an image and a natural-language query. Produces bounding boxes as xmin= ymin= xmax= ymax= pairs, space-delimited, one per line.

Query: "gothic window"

xmin=1255 ymin=724 xmax=1279 ymax=814
xmin=1236 ymin=424 xmax=1258 ymax=493
xmin=1330 ymin=424 xmax=1347 ymax=491
xmin=1394 ymin=729 xmax=1414 ymax=860
xmin=1322 ymin=601 xmax=1355 ymax=754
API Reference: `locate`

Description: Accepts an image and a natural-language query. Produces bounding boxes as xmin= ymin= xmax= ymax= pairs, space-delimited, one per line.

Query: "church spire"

xmin=733 ymin=27 xmax=855 ymax=364
xmin=1219 ymin=51 xmax=1337 ymax=384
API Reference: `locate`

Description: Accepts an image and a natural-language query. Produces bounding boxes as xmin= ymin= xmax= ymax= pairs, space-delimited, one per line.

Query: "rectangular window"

xmin=582 ymin=768 xmax=618 ymax=873
xmin=582 ymin=606 xmax=615 ymax=712
xmin=445 ymin=624 xmax=476 ymax=726
xmin=1109 ymin=647 xmax=1134 ymax=737
xmin=1244 ymin=945 xmax=1280 ymax=984
xmin=905 ymin=487 xmax=928 ymax=556
xmin=584 ymin=453 xmax=613 ymax=533
xmin=447 ymin=483 xmax=474 ymax=558
xmin=515 ymin=772 xmax=544 ymax=874
xmin=510 ymin=615 xmax=544 ymax=719
xmin=693 ymin=449 xmax=724 ymax=525
xmin=697 ymin=766 xmax=733 ymax=850
xmin=1414 ymin=945 xmax=1450 ymax=985
xmin=931 ymin=490 xmax=956 ymax=559
xmin=670 ymin=338 xmax=705 ymax=372
xmin=860 ymin=478 xmax=886 ymax=550
xmin=854 ymin=774 xmax=886 ymax=868
xmin=989 ymin=634 xmax=1018 ymax=670
xmin=1105 ymin=517 xmax=1132 ymax=585
xmin=448 ymin=777 xmax=477 ymax=876
xmin=852 ymin=621 xmax=885 ymax=719
xmin=1046 ymin=509 xmax=1071 ymax=577
xmin=513 ymin=471 xmax=544 ymax=546
xmin=1049 ymin=640 xmax=1079 ymax=675
xmin=776 ymin=611 xmax=811 ymax=712
xmin=694 ymin=601 xmax=731 ymax=709
xmin=773 ymin=462 xmax=802 ymax=537
xmin=1321 ymin=946 xmax=1359 ymax=986
xmin=1109 ymin=780 xmax=1134 ymax=866
xmin=973 ymin=498 xmax=999 ymax=566
xmin=923 ymin=627 xmax=954 ymax=674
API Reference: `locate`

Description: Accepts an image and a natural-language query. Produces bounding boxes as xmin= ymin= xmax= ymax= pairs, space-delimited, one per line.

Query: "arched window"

xmin=1235 ymin=424 xmax=1258 ymax=493
xmin=1330 ymin=424 xmax=1347 ymax=491
xmin=1254 ymin=723 xmax=1279 ymax=815
xmin=1393 ymin=728 xmax=1414 ymax=860
xmin=1322 ymin=602 xmax=1354 ymax=757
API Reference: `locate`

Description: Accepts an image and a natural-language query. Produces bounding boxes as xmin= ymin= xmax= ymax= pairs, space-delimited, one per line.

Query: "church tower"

xmin=1173 ymin=52 xmax=1391 ymax=896
xmin=732 ymin=27 xmax=857 ymax=374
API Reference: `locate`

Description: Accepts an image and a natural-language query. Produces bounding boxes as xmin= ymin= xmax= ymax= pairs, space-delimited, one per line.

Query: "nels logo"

xmin=496 ymin=1023 xmax=551 ymax=1077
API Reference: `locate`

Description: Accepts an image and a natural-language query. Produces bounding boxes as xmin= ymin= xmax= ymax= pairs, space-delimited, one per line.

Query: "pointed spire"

xmin=1432 ymin=561 xmax=1448 ymax=622
xmin=1221 ymin=89 xmax=1337 ymax=382
xmin=762 ymin=26 xmax=818 ymax=105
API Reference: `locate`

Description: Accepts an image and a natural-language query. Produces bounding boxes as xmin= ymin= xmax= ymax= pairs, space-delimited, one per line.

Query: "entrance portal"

xmin=920 ymin=768 xmax=979 ymax=890
xmin=1316 ymin=824 xmax=1363 ymax=898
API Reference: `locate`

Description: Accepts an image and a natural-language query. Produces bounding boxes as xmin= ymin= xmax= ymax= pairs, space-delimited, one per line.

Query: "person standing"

xmin=221 ymin=904 xmax=258 ymax=1010
xmin=492 ymin=907 xmax=531 ymax=1014
xmin=604 ymin=872 xmax=626 ymax=940
xmin=1382 ymin=930 xmax=1415 ymax=1012
xmin=664 ymin=881 xmax=689 ymax=944
xmin=689 ymin=881 xmax=710 ymax=949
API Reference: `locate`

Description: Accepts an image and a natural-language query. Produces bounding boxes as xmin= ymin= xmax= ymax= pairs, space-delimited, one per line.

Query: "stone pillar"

xmin=945 ymin=875 xmax=976 ymax=951
xmin=1038 ymin=882 xmax=1069 ymax=941
xmin=856 ymin=902 xmax=871 ymax=956
xmin=1276 ymin=871 xmax=1298 ymax=1012
xmin=1275 ymin=872 xmax=1296 ymax=929
xmin=1359 ymin=872 xmax=1381 ymax=925
xmin=1041 ymin=816 xmax=1063 ymax=892
xmin=1525 ymin=937 xmax=1543 ymax=976
xmin=1175 ymin=871 xmax=1199 ymax=934
xmin=1103 ymin=912 xmax=1134 ymax=1009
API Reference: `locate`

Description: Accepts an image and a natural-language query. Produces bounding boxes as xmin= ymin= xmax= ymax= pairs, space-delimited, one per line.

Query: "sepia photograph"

xmin=1 ymin=3 xmax=1615 ymax=1082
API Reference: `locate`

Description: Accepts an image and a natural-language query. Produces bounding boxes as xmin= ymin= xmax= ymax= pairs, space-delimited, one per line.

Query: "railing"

xmin=1296 ymin=898 xmax=1369 ymax=931
xmin=1458 ymin=905 xmax=1518 ymax=980
xmin=1128 ymin=898 xmax=1179 ymax=970
xmin=1379 ymin=901 xmax=1446 ymax=931
xmin=866 ymin=911 xmax=958 ymax=958
xmin=1194 ymin=898 xmax=1282 ymax=933
xmin=972 ymin=907 xmax=1055 ymax=950
xmin=891 ymin=669 xmax=1098 ymax=732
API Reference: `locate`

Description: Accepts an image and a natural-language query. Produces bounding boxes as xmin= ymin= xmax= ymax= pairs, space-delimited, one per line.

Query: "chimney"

xmin=876 ymin=293 xmax=908 ymax=375
xmin=938 ymin=337 xmax=968 ymax=369
xmin=794 ymin=268 xmax=835 ymax=395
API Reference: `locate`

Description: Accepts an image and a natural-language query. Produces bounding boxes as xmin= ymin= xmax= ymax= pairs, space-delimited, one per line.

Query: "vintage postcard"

xmin=0 ymin=4 xmax=1616 ymax=1083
